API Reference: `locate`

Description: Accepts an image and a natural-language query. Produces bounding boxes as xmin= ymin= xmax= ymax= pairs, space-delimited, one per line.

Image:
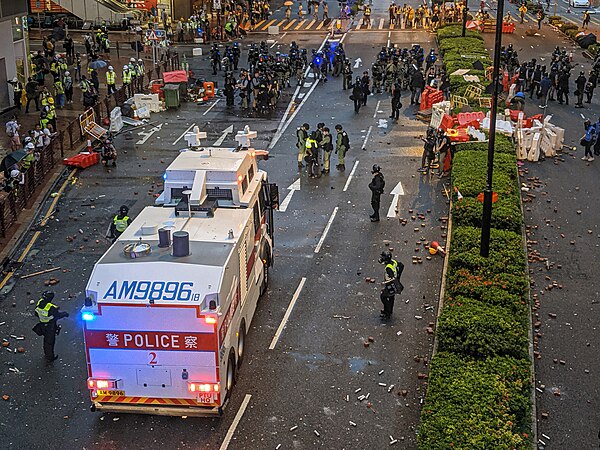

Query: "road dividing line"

xmin=172 ymin=123 xmax=196 ymax=146
xmin=202 ymin=98 xmax=221 ymax=116
xmin=269 ymin=278 xmax=307 ymax=350
xmin=343 ymin=161 xmax=359 ymax=192
xmin=373 ymin=100 xmax=381 ymax=118
xmin=361 ymin=126 xmax=373 ymax=150
xmin=387 ymin=30 xmax=391 ymax=48
xmin=378 ymin=18 xmax=385 ymax=29
xmin=219 ymin=394 xmax=253 ymax=450
xmin=315 ymin=207 xmax=338 ymax=254
xmin=295 ymin=19 xmax=306 ymax=30
xmin=284 ymin=19 xmax=296 ymax=30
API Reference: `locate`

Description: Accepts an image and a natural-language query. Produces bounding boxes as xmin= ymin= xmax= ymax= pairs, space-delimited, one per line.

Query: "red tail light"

xmin=188 ymin=382 xmax=220 ymax=393
xmin=88 ymin=378 xmax=117 ymax=389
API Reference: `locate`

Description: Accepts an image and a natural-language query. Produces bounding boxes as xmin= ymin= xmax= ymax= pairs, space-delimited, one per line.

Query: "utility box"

xmin=268 ymin=25 xmax=279 ymax=35
xmin=163 ymin=84 xmax=180 ymax=109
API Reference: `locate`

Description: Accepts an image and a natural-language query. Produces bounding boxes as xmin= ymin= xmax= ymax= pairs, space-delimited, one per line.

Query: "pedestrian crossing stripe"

xmin=276 ymin=19 xmax=286 ymax=27
xmin=379 ymin=18 xmax=385 ymax=29
xmin=255 ymin=19 xmax=265 ymax=29
xmin=283 ymin=19 xmax=296 ymax=30
xmin=295 ymin=19 xmax=306 ymax=30
xmin=356 ymin=18 xmax=363 ymax=30
xmin=305 ymin=19 xmax=316 ymax=30
xmin=261 ymin=19 xmax=277 ymax=31
xmin=316 ymin=20 xmax=325 ymax=30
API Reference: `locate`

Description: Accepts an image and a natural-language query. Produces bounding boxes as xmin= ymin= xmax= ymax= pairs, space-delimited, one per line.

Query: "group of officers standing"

xmin=295 ymin=123 xmax=350 ymax=176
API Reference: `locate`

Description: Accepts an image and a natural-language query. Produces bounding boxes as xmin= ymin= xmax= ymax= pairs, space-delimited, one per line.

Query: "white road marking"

xmin=386 ymin=181 xmax=405 ymax=218
xmin=353 ymin=57 xmax=362 ymax=69
xmin=136 ymin=123 xmax=163 ymax=145
xmin=378 ymin=18 xmax=385 ymax=29
xmin=343 ymin=161 xmax=359 ymax=192
xmin=278 ymin=178 xmax=301 ymax=213
xmin=202 ymin=98 xmax=221 ymax=116
xmin=356 ymin=18 xmax=363 ymax=29
xmin=270 ymin=33 xmax=287 ymax=48
xmin=314 ymin=207 xmax=338 ymax=253
xmin=373 ymin=100 xmax=381 ymax=118
xmin=269 ymin=79 xmax=320 ymax=149
xmin=268 ymin=278 xmax=307 ymax=350
xmin=219 ymin=394 xmax=252 ymax=450
xmin=361 ymin=125 xmax=373 ymax=150
xmin=212 ymin=125 xmax=234 ymax=146
xmin=387 ymin=31 xmax=391 ymax=48
xmin=172 ymin=123 xmax=196 ymax=146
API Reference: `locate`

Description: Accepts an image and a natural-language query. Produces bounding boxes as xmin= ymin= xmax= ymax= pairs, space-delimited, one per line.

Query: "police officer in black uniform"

xmin=34 ymin=291 xmax=69 ymax=362
xmin=368 ymin=165 xmax=385 ymax=222
xmin=378 ymin=251 xmax=404 ymax=321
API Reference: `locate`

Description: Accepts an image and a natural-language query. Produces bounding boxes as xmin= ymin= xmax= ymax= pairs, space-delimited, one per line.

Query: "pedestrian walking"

xmin=360 ymin=71 xmax=370 ymax=106
xmin=109 ymin=205 xmax=132 ymax=241
xmin=580 ymin=119 xmax=596 ymax=161
xmin=63 ymin=71 xmax=73 ymax=104
xmin=594 ymin=115 xmax=600 ymax=156
xmin=390 ymin=81 xmax=403 ymax=120
xmin=106 ymin=65 xmax=117 ymax=95
xmin=536 ymin=10 xmax=543 ymax=29
xmin=368 ymin=164 xmax=385 ymax=222
xmin=321 ymin=126 xmax=333 ymax=173
xmin=32 ymin=291 xmax=69 ymax=362
xmin=24 ymin=77 xmax=40 ymax=113
xmin=8 ymin=77 xmax=23 ymax=110
xmin=5 ymin=115 xmax=21 ymax=151
xmin=296 ymin=123 xmax=309 ymax=170
xmin=575 ymin=71 xmax=586 ymax=108
xmin=519 ymin=4 xmax=527 ymax=23
xmin=342 ymin=58 xmax=353 ymax=90
xmin=335 ymin=124 xmax=349 ymax=170
xmin=377 ymin=251 xmax=404 ymax=321
xmin=351 ymin=77 xmax=363 ymax=113
xmin=410 ymin=69 xmax=425 ymax=105
xmin=583 ymin=9 xmax=591 ymax=30
xmin=585 ymin=70 xmax=596 ymax=103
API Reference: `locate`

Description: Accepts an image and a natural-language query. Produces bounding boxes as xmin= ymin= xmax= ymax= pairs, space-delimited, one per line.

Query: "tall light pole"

xmin=480 ymin=0 xmax=505 ymax=257
xmin=462 ymin=0 xmax=468 ymax=37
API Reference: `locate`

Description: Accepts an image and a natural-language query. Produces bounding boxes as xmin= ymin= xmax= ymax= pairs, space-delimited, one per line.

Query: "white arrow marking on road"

xmin=353 ymin=57 xmax=362 ymax=69
xmin=387 ymin=181 xmax=405 ymax=218
xmin=278 ymin=178 xmax=300 ymax=213
xmin=136 ymin=123 xmax=163 ymax=145
xmin=212 ymin=125 xmax=234 ymax=146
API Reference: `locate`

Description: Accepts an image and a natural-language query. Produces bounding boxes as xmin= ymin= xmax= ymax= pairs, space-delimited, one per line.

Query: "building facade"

xmin=0 ymin=0 xmax=29 ymax=112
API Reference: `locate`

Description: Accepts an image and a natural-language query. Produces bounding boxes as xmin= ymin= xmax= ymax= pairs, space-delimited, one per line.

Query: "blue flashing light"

xmin=314 ymin=56 xmax=322 ymax=66
xmin=82 ymin=312 xmax=95 ymax=321
xmin=163 ymin=172 xmax=167 ymax=181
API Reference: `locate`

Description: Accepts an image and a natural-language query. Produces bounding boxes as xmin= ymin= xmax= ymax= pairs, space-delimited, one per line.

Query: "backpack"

xmin=341 ymin=131 xmax=350 ymax=149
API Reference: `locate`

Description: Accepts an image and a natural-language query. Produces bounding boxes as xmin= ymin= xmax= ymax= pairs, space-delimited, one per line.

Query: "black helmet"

xmin=42 ymin=291 xmax=55 ymax=301
xmin=372 ymin=164 xmax=381 ymax=174
xmin=378 ymin=251 xmax=392 ymax=264
xmin=302 ymin=123 xmax=310 ymax=129
xmin=119 ymin=205 xmax=129 ymax=215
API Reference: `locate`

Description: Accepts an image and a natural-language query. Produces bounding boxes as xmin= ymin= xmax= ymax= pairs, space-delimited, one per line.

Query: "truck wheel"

xmin=237 ymin=322 xmax=246 ymax=368
xmin=226 ymin=351 xmax=236 ymax=395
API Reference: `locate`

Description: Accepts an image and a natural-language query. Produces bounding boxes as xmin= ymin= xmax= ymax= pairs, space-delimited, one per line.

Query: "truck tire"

xmin=237 ymin=321 xmax=246 ymax=368
xmin=225 ymin=351 xmax=237 ymax=397
xmin=260 ymin=264 xmax=269 ymax=296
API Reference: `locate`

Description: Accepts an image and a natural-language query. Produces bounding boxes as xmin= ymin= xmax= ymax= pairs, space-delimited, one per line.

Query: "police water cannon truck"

xmin=82 ymin=140 xmax=278 ymax=416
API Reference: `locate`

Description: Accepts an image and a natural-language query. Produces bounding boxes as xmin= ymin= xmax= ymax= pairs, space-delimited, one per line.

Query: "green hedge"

xmin=419 ymin=25 xmax=532 ymax=449
xmin=418 ymin=353 xmax=531 ymax=449
xmin=437 ymin=24 xmax=484 ymax=41
xmin=449 ymin=226 xmax=525 ymax=277
xmin=437 ymin=298 xmax=529 ymax=359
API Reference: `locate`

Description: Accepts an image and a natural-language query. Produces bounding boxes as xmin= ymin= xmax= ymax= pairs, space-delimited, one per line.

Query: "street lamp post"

xmin=480 ymin=0 xmax=505 ymax=257
xmin=462 ymin=0 xmax=468 ymax=37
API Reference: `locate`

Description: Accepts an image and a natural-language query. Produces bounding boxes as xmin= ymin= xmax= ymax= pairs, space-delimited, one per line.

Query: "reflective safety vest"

xmin=46 ymin=105 xmax=56 ymax=120
xmin=122 ymin=70 xmax=131 ymax=84
xmin=106 ymin=71 xmax=115 ymax=85
xmin=365 ymin=6 xmax=371 ymax=15
xmin=35 ymin=299 xmax=57 ymax=323
xmin=54 ymin=80 xmax=64 ymax=95
xmin=113 ymin=215 xmax=129 ymax=233
xmin=384 ymin=261 xmax=398 ymax=283
xmin=80 ymin=80 xmax=91 ymax=93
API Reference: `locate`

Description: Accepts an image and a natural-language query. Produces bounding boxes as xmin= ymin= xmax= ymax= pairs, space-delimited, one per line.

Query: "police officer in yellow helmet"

xmin=33 ymin=291 xmax=69 ymax=362
xmin=109 ymin=205 xmax=132 ymax=242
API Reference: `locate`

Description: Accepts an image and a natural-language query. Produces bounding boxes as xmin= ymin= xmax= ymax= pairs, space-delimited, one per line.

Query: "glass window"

xmin=12 ymin=17 xmax=24 ymax=41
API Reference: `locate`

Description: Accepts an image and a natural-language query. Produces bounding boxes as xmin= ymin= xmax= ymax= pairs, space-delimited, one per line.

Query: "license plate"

xmin=97 ymin=390 xmax=125 ymax=396
xmin=198 ymin=394 xmax=213 ymax=404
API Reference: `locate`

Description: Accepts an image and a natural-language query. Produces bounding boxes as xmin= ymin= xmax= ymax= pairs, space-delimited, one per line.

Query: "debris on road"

xmin=20 ymin=267 xmax=61 ymax=279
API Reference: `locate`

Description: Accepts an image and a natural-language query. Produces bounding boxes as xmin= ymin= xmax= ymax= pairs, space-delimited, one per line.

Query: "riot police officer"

xmin=33 ymin=291 xmax=69 ymax=362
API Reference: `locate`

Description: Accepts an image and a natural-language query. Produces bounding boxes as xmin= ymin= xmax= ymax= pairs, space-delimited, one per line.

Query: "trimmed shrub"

xmin=449 ymin=226 xmax=525 ymax=277
xmin=437 ymin=24 xmax=484 ymax=41
xmin=446 ymin=268 xmax=528 ymax=312
xmin=451 ymin=151 xmax=519 ymax=198
xmin=452 ymin=196 xmax=522 ymax=233
xmin=438 ymin=298 xmax=529 ymax=359
xmin=418 ymin=352 xmax=532 ymax=450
